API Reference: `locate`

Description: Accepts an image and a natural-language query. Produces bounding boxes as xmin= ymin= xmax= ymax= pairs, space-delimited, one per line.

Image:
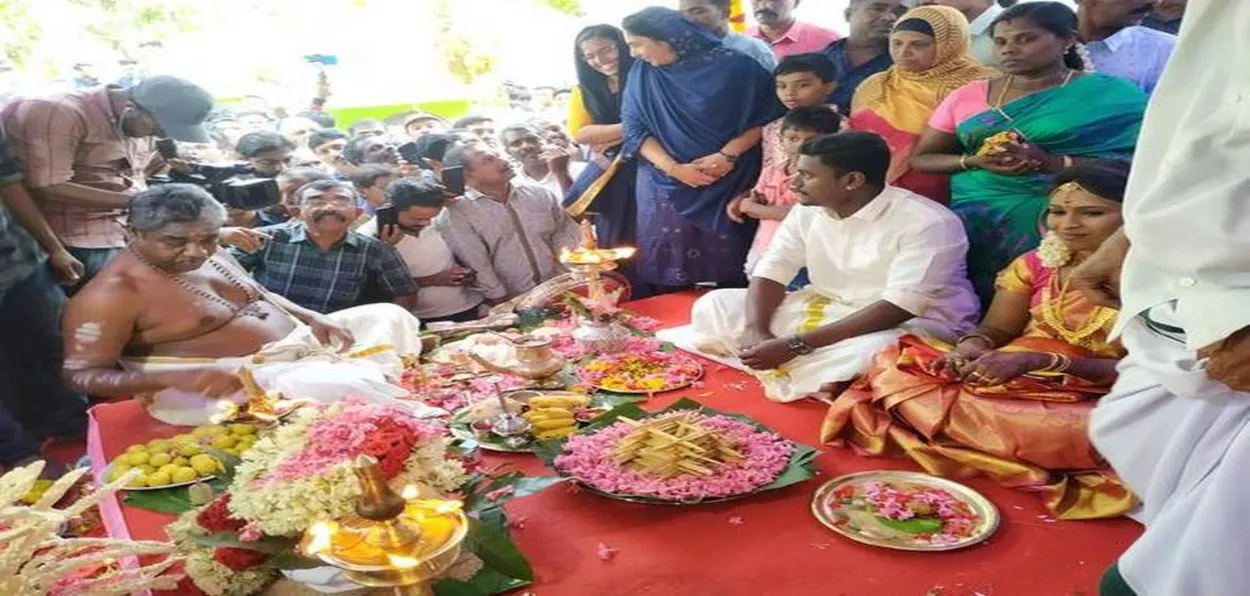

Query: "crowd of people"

xmin=3 ymin=0 xmax=1245 ymax=593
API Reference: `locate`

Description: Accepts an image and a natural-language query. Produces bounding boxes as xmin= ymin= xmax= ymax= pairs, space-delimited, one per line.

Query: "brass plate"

xmin=811 ymin=471 xmax=999 ymax=552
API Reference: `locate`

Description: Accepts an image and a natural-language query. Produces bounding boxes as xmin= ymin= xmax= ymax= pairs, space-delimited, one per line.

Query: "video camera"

xmin=150 ymin=140 xmax=281 ymax=212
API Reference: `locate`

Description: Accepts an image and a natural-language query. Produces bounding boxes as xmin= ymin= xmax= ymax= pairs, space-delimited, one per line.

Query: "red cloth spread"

xmin=88 ymin=291 xmax=1141 ymax=595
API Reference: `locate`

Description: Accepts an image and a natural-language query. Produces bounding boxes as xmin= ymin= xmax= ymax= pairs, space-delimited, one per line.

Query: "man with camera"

xmin=1 ymin=75 xmax=214 ymax=291
xmin=358 ymin=177 xmax=484 ymax=324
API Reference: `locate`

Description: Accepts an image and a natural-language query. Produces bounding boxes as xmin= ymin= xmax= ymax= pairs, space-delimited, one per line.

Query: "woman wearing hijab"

xmin=849 ymin=5 xmax=996 ymax=205
xmin=619 ymin=7 xmax=784 ymax=292
xmin=565 ymin=26 xmax=639 ymax=257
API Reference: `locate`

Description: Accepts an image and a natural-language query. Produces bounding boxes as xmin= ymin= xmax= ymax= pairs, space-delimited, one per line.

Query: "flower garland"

xmin=167 ymin=398 xmax=470 ymax=595
xmin=554 ymin=412 xmax=793 ymax=500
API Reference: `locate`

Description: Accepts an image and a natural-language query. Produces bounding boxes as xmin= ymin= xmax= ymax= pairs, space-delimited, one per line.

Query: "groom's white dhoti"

xmin=689 ymin=187 xmax=979 ymax=402
xmin=121 ymin=303 xmax=437 ymax=425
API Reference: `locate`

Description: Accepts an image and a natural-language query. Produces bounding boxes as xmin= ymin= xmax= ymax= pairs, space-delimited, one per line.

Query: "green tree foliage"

xmin=539 ymin=0 xmax=585 ymax=16
xmin=0 ymin=1 xmax=43 ymax=68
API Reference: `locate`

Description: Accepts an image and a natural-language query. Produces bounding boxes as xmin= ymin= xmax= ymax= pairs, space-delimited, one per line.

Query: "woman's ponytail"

xmin=1062 ymin=44 xmax=1085 ymax=71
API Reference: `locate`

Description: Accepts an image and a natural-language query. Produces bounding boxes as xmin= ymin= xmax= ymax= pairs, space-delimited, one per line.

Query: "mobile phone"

xmin=156 ymin=138 xmax=179 ymax=159
xmin=441 ymin=165 xmax=466 ymax=195
xmin=396 ymin=141 xmax=423 ymax=165
xmin=220 ymin=178 xmax=281 ymax=211
xmin=375 ymin=205 xmax=399 ymax=232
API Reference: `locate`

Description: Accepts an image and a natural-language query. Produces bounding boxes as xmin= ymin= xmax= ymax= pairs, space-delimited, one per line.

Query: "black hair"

xmin=1053 ymin=159 xmax=1131 ymax=203
xmin=621 ymin=10 xmax=668 ymax=41
xmin=782 ymin=106 xmax=843 ymax=135
xmin=412 ymin=133 xmax=460 ymax=163
xmin=573 ymin=24 xmax=635 ymax=126
xmin=442 ymin=143 xmax=472 ymax=171
xmin=774 ymin=53 xmax=838 ymax=83
xmin=299 ymin=110 xmax=336 ymax=129
xmin=235 ymin=131 xmax=295 ymax=158
xmin=386 ymin=177 xmax=447 ymax=211
xmin=991 ymin=1 xmax=1085 ymax=71
xmin=350 ymin=164 xmax=398 ymax=189
xmin=347 ymin=119 xmax=385 ymax=137
xmin=453 ymin=115 xmax=494 ymax=129
xmin=704 ymin=0 xmax=731 ymax=14
xmin=308 ymin=128 xmax=347 ymax=151
xmin=799 ymin=132 xmax=891 ymax=188
xmin=343 ymin=135 xmax=388 ymax=164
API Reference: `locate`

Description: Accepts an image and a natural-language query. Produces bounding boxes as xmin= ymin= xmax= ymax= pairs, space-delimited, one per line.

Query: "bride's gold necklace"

xmin=1040 ymin=266 xmax=1115 ymax=347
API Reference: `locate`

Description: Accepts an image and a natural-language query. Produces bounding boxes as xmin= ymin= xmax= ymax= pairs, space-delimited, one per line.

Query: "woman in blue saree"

xmin=911 ymin=2 xmax=1146 ymax=303
xmin=617 ymin=7 xmax=784 ymax=291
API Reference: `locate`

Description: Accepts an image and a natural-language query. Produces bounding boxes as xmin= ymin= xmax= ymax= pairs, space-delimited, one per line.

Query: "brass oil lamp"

xmin=298 ymin=456 xmax=469 ymax=596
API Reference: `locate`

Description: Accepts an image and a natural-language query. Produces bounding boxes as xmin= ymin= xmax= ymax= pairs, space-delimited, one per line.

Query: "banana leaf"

xmin=532 ymin=398 xmax=820 ymax=504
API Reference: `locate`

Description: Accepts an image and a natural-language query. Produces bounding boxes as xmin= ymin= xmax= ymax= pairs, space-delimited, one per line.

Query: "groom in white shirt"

xmin=689 ymin=132 xmax=979 ymax=402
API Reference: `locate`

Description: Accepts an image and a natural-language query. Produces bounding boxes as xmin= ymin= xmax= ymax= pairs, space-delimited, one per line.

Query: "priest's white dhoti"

xmin=691 ymin=286 xmax=964 ymax=402
xmin=122 ymin=303 xmax=439 ymax=426
xmin=1090 ymin=303 xmax=1250 ymax=595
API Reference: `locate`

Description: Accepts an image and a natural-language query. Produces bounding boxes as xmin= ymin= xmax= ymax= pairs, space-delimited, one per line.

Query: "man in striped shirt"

xmin=1 ymin=76 xmax=213 ymax=292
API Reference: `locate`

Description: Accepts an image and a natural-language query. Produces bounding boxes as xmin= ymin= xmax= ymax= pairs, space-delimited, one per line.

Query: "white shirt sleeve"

xmin=881 ymin=216 xmax=970 ymax=317
xmin=752 ymin=207 xmax=808 ymax=286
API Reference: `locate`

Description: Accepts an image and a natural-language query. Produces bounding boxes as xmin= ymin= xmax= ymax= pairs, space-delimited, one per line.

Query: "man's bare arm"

xmin=744 ymin=277 xmax=788 ymax=340
xmin=37 ymin=183 xmax=131 ymax=209
xmin=61 ymin=276 xmax=168 ymax=396
xmin=800 ymin=300 xmax=914 ymax=349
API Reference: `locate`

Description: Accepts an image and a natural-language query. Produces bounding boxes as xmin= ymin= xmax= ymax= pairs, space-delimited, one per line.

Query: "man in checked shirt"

xmin=1 ymin=75 xmax=213 ymax=293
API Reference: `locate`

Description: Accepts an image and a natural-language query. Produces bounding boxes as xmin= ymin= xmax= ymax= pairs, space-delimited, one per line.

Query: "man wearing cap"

xmin=404 ymin=112 xmax=447 ymax=141
xmin=1 ymin=75 xmax=214 ymax=290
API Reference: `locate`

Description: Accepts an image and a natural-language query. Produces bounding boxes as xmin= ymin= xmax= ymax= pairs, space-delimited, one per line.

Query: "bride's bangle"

xmin=957 ymin=332 xmax=996 ymax=348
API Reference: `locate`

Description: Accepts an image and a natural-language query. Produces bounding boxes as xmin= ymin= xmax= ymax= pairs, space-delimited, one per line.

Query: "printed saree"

xmin=821 ymin=251 xmax=1135 ymax=520
xmin=950 ymin=73 xmax=1145 ymax=303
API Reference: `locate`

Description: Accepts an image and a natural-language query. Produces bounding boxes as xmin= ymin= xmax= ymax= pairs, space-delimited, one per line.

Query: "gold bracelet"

xmin=1040 ymin=353 xmax=1072 ymax=373
xmin=959 ymin=154 xmax=970 ymax=170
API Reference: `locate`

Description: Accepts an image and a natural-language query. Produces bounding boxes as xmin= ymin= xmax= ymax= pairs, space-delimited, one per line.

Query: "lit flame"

xmin=387 ymin=554 xmax=421 ymax=569
xmin=401 ymin=485 xmax=419 ymax=500
xmin=304 ymin=521 xmax=337 ymax=556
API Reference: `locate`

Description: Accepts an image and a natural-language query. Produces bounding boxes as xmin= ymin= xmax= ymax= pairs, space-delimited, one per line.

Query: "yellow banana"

xmin=534 ymin=426 xmax=577 ymax=439
xmin=531 ymin=418 xmax=577 ymax=430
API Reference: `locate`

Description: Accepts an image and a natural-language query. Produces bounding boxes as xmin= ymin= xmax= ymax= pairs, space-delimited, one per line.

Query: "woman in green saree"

xmin=911 ymin=2 xmax=1146 ymax=303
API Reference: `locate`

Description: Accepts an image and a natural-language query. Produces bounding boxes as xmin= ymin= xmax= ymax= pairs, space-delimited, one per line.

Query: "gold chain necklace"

xmin=130 ymin=248 xmax=270 ymax=320
xmin=1039 ymin=270 xmax=1115 ymax=347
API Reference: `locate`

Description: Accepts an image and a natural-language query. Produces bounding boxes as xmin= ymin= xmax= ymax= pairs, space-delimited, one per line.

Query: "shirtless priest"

xmin=62 ymin=184 xmax=431 ymax=426
xmin=689 ymin=133 xmax=980 ymax=402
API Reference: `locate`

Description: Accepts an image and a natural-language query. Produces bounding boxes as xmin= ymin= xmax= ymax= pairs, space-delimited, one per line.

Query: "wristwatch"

xmin=785 ymin=335 xmax=816 ymax=356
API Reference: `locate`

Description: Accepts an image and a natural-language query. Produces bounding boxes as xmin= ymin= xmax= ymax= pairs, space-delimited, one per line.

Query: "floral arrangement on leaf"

xmin=400 ymin=360 xmax=534 ymax=414
xmin=0 ymin=461 xmax=183 ymax=595
xmin=556 ymin=294 xmax=700 ymax=393
xmin=164 ymin=397 xmax=554 ymax=596
xmin=535 ymin=399 xmax=818 ymax=505
xmin=832 ymin=481 xmax=980 ymax=546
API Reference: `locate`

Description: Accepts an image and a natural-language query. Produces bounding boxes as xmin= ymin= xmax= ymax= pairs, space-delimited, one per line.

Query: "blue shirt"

xmin=723 ymin=33 xmax=777 ymax=72
xmin=231 ymin=221 xmax=419 ymax=313
xmin=1086 ymin=26 xmax=1176 ymax=95
xmin=1140 ymin=14 xmax=1182 ymax=35
xmin=822 ymin=39 xmax=893 ymax=114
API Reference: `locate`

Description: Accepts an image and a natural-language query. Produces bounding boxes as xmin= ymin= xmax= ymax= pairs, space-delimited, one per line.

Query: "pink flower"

xmin=507 ymin=515 xmax=528 ymax=530
xmin=597 ymin=542 xmax=618 ymax=561
xmin=728 ymin=516 xmax=745 ymax=526
xmin=239 ymin=524 xmax=264 ymax=543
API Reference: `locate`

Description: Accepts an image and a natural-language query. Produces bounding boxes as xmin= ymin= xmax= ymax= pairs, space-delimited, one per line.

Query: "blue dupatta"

xmin=620 ymin=7 xmax=784 ymax=234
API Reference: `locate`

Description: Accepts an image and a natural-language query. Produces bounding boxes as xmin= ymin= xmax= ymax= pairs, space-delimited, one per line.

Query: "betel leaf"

xmin=123 ymin=475 xmax=230 ymax=514
xmin=533 ymin=398 xmax=821 ymax=503
xmin=189 ymin=531 xmax=295 ymax=555
xmin=875 ymin=516 xmax=944 ymax=535
xmin=463 ymin=518 xmax=534 ymax=583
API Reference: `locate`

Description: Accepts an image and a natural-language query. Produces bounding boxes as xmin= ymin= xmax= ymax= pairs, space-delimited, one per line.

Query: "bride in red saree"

xmin=822 ymin=160 xmax=1135 ymax=519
